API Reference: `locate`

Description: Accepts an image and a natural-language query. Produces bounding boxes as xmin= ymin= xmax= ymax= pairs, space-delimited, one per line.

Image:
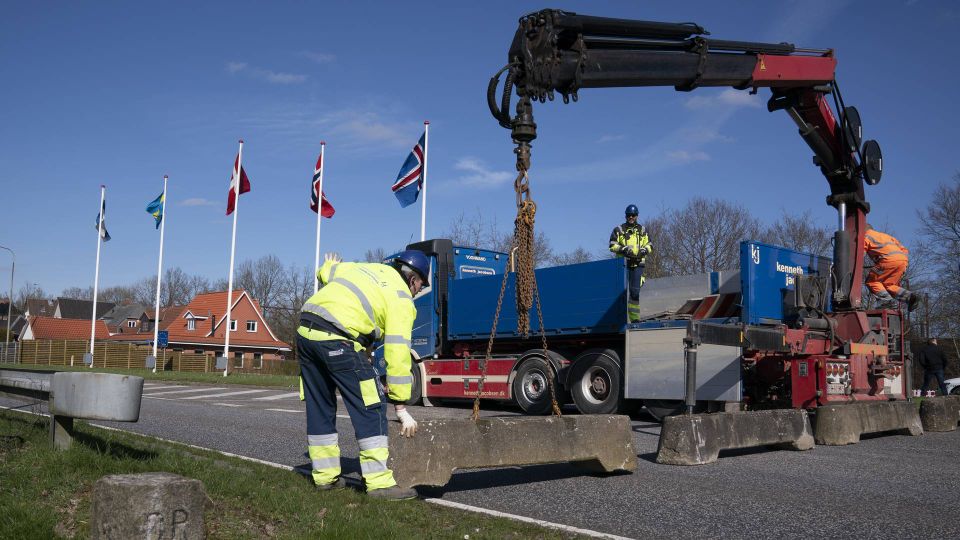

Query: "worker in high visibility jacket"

xmin=297 ymin=249 xmax=428 ymax=500
xmin=864 ymin=224 xmax=918 ymax=311
xmin=610 ymin=204 xmax=653 ymax=322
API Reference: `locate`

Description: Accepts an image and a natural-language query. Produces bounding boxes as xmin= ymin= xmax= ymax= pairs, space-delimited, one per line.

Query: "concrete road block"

xmin=655 ymin=410 xmax=814 ymax=466
xmin=50 ymin=372 xmax=144 ymax=421
xmin=920 ymin=396 xmax=960 ymax=432
xmin=91 ymin=473 xmax=209 ymax=540
xmin=388 ymin=415 xmax=636 ymax=488
xmin=814 ymin=401 xmax=922 ymax=445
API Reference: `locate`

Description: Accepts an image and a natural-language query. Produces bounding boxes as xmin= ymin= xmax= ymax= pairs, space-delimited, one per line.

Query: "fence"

xmin=0 ymin=342 xmax=18 ymax=364
xmin=15 ymin=340 xmax=297 ymax=375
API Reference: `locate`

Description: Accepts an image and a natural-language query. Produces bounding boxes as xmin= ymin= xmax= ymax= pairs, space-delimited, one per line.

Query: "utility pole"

xmin=0 ymin=245 xmax=13 ymax=363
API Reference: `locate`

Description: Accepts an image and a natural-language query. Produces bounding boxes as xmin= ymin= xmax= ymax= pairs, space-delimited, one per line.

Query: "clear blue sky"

xmin=1 ymin=1 xmax=956 ymax=296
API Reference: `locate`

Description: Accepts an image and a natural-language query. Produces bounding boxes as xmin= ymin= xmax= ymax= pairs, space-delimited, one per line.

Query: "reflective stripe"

xmin=330 ymin=277 xmax=377 ymax=327
xmin=357 ymin=435 xmax=388 ymax=451
xmin=302 ymin=303 xmax=353 ymax=336
xmin=396 ymin=290 xmax=411 ymax=300
xmin=312 ymin=457 xmax=340 ymax=470
xmin=387 ymin=375 xmax=413 ymax=385
xmin=360 ymin=459 xmax=389 ymax=474
xmin=308 ymin=433 xmax=338 ymax=447
xmin=383 ymin=335 xmax=410 ymax=347
xmin=329 ymin=263 xmax=339 ymax=281
xmin=359 ymin=378 xmax=382 ymax=407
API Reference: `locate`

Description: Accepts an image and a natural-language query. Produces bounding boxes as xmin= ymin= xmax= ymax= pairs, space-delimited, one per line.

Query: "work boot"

xmin=874 ymin=291 xmax=898 ymax=310
xmin=315 ymin=478 xmax=348 ymax=491
xmin=367 ymin=485 xmax=418 ymax=500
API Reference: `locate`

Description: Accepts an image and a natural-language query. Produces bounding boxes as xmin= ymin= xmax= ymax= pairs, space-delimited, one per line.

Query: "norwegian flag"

xmin=392 ymin=131 xmax=426 ymax=208
xmin=310 ymin=150 xmax=335 ymax=218
xmin=226 ymin=153 xmax=251 ymax=215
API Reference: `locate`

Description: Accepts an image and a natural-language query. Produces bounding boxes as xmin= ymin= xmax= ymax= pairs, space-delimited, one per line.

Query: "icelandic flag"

xmin=392 ymin=132 xmax=425 ymax=208
xmin=226 ymin=153 xmax=251 ymax=215
xmin=310 ymin=152 xmax=335 ymax=218
xmin=146 ymin=192 xmax=164 ymax=229
xmin=95 ymin=200 xmax=111 ymax=241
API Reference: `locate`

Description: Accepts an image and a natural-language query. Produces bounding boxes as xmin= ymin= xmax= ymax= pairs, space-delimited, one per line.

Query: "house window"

xmin=253 ymin=352 xmax=263 ymax=369
xmin=187 ymin=319 xmax=196 ymax=331
xmin=127 ymin=320 xmax=136 ymax=328
xmin=230 ymin=319 xmax=237 ymax=331
xmin=246 ymin=320 xmax=257 ymax=332
xmin=233 ymin=351 xmax=243 ymax=368
xmin=194 ymin=349 xmax=204 ymax=355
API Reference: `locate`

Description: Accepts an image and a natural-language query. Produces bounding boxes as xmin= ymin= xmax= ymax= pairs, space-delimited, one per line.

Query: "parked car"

xmin=946 ymin=377 xmax=960 ymax=395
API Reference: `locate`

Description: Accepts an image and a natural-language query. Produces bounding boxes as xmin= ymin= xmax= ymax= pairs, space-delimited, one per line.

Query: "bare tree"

xmin=551 ymin=246 xmax=593 ymax=266
xmin=99 ymin=285 xmax=138 ymax=305
xmin=914 ymin=173 xmax=960 ymax=337
xmin=444 ymin=209 xmax=502 ymax=250
xmin=236 ymin=255 xmax=285 ymax=308
xmin=60 ymin=286 xmax=93 ymax=300
xmin=15 ymin=282 xmax=47 ymax=310
xmin=763 ymin=210 xmax=832 ymax=256
xmin=363 ymin=248 xmax=387 ymax=263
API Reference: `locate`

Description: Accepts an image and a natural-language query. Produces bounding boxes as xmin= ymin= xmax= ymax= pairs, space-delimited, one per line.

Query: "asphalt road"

xmin=4 ymin=382 xmax=959 ymax=539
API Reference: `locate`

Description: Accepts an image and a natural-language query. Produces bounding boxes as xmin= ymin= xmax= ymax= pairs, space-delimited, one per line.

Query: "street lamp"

xmin=0 ymin=245 xmax=14 ymax=364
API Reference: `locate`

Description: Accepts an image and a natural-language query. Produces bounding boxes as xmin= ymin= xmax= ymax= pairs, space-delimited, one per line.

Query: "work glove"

xmin=324 ymin=252 xmax=342 ymax=264
xmin=638 ymin=247 xmax=649 ymax=256
xmin=395 ymin=406 xmax=418 ymax=438
xmin=625 ymin=246 xmax=639 ymax=257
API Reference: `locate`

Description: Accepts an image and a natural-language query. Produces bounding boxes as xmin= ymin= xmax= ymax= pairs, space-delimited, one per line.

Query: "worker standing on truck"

xmin=864 ymin=224 xmax=919 ymax=311
xmin=609 ymin=204 xmax=653 ymax=323
xmin=297 ymin=250 xmax=427 ymax=499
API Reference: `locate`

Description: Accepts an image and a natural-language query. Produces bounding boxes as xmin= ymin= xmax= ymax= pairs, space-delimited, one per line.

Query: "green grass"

xmin=0 ymin=410 xmax=580 ymax=539
xmin=0 ymin=363 xmax=298 ymax=388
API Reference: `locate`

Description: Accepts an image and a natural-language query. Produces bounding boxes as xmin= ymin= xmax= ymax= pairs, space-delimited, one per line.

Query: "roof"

xmin=24 ymin=299 xmax=56 ymax=318
xmin=0 ymin=301 xmax=20 ymax=319
xmin=28 ymin=316 xmax=109 ymax=340
xmin=157 ymin=305 xmax=186 ymax=330
xmin=101 ymin=304 xmax=147 ymax=326
xmin=56 ymin=298 xmax=116 ymax=320
xmin=169 ymin=290 xmax=288 ymax=350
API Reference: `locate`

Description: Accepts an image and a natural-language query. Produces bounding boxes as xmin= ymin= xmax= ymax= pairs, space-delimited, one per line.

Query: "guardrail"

xmin=0 ymin=368 xmax=144 ymax=449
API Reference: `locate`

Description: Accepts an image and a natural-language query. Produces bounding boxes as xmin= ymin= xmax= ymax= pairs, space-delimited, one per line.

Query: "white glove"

xmin=626 ymin=245 xmax=639 ymax=257
xmin=324 ymin=252 xmax=342 ymax=264
xmin=395 ymin=406 xmax=418 ymax=438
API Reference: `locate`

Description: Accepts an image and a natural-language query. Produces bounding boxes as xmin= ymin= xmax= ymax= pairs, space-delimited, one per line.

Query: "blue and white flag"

xmin=95 ymin=200 xmax=111 ymax=242
xmin=392 ymin=132 xmax=426 ymax=208
xmin=146 ymin=192 xmax=164 ymax=229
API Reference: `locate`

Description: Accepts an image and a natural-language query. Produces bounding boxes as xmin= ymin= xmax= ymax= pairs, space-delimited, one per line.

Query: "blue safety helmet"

xmin=390 ymin=250 xmax=430 ymax=286
xmin=625 ymin=204 xmax=639 ymax=217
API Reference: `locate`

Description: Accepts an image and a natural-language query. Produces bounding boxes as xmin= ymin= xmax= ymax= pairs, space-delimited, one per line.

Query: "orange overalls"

xmin=864 ymin=230 xmax=909 ymax=297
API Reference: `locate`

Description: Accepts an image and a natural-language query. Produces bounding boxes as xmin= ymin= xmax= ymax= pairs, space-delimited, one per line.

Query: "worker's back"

xmin=864 ymin=229 xmax=908 ymax=262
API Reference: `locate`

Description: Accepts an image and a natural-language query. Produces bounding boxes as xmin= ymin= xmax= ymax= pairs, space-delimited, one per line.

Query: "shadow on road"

xmin=420 ymin=462 xmax=631 ymax=496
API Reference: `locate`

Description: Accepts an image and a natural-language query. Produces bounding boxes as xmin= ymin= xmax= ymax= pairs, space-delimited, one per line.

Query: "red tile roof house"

xmin=20 ymin=316 xmax=110 ymax=341
xmin=110 ymin=290 xmax=290 ymax=369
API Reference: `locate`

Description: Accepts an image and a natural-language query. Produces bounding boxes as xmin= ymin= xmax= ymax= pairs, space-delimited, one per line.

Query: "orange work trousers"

xmin=866 ymin=257 xmax=908 ymax=296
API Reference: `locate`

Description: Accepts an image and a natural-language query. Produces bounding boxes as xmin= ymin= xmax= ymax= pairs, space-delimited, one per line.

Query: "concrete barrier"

xmin=655 ymin=410 xmax=814 ymax=466
xmin=388 ymin=415 xmax=636 ymax=488
xmin=92 ymin=473 xmax=209 ymax=540
xmin=919 ymin=396 xmax=960 ymax=432
xmin=814 ymin=401 xmax=922 ymax=445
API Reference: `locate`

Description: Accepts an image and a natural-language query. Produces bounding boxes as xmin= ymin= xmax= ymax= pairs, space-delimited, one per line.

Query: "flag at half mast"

xmin=392 ymin=131 xmax=425 ymax=208
xmin=226 ymin=154 xmax=251 ymax=215
xmin=310 ymin=151 xmax=335 ymax=218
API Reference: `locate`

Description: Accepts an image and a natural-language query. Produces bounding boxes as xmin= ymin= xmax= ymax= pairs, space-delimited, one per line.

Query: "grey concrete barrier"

xmin=655 ymin=409 xmax=814 ymax=466
xmin=919 ymin=396 xmax=960 ymax=432
xmin=388 ymin=415 xmax=636 ymax=489
xmin=92 ymin=473 xmax=209 ymax=540
xmin=814 ymin=401 xmax=923 ymax=445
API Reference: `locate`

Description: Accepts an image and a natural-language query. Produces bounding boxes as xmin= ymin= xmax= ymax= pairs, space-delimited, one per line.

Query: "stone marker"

xmin=91 ymin=472 xmax=208 ymax=540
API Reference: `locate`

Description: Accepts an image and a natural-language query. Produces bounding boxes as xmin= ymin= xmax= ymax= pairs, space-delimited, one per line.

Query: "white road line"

xmin=265 ymin=408 xmax=302 ymax=413
xmin=145 ymin=387 xmax=226 ymax=396
xmin=180 ymin=389 xmax=272 ymax=400
xmin=253 ymin=392 xmax=301 ymax=401
xmin=0 ymin=403 xmax=630 ymax=539
xmin=214 ymin=403 xmax=242 ymax=407
xmin=142 ymin=385 xmax=186 ymax=391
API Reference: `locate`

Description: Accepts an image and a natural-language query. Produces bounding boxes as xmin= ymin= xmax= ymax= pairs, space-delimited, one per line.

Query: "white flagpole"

xmin=313 ymin=141 xmax=325 ymax=294
xmin=89 ymin=185 xmax=106 ymax=367
xmin=151 ymin=175 xmax=168 ymax=373
xmin=420 ymin=120 xmax=429 ymax=242
xmin=223 ymin=140 xmax=243 ymax=377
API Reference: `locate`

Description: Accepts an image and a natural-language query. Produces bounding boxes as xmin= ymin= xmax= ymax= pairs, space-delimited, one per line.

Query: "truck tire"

xmin=405 ymin=362 xmax=422 ymax=406
xmin=570 ymin=349 xmax=623 ymax=415
xmin=643 ymin=399 xmax=706 ymax=422
xmin=513 ymin=357 xmax=555 ymax=415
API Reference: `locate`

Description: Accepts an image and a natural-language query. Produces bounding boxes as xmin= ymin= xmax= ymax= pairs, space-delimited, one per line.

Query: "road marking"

xmin=0 ymin=404 xmax=630 ymax=540
xmin=266 ymin=408 xmax=302 ymax=413
xmin=143 ymin=384 xmax=185 ymax=390
xmin=180 ymin=389 xmax=272 ymax=400
xmin=145 ymin=387 xmax=226 ymax=396
xmin=214 ymin=403 xmax=241 ymax=407
xmin=253 ymin=392 xmax=301 ymax=401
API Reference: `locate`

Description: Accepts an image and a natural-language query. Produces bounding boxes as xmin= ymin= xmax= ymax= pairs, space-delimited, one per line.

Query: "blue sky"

xmin=1 ymin=1 xmax=957 ymax=296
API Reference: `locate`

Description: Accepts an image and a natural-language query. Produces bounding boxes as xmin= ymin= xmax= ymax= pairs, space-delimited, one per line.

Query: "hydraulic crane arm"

xmin=489 ymin=9 xmax=884 ymax=309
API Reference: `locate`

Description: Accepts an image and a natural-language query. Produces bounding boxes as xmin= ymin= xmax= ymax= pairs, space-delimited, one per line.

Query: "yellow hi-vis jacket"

xmin=609 ymin=223 xmax=652 ymax=266
xmin=301 ymin=260 xmax=416 ymax=402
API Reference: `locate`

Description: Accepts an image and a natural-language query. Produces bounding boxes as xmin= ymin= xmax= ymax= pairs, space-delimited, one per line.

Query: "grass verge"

xmin=0 ymin=363 xmax=297 ymax=388
xmin=0 ymin=409 xmax=580 ymax=539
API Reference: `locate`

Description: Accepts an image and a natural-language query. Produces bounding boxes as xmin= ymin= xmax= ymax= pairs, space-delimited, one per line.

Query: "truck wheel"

xmin=405 ymin=362 xmax=422 ymax=406
xmin=513 ymin=358 xmax=555 ymax=415
xmin=570 ymin=349 xmax=623 ymax=415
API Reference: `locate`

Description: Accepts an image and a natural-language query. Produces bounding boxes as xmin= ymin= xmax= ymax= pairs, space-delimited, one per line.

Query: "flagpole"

xmin=313 ymin=141 xmax=325 ymax=294
xmin=420 ymin=120 xmax=429 ymax=242
xmin=89 ymin=185 xmax=105 ymax=367
xmin=223 ymin=140 xmax=243 ymax=377
xmin=151 ymin=175 xmax=168 ymax=373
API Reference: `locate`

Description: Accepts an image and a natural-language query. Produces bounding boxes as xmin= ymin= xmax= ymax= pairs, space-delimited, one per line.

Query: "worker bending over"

xmin=609 ymin=204 xmax=653 ymax=323
xmin=864 ymin=223 xmax=918 ymax=311
xmin=297 ymin=250 xmax=428 ymax=500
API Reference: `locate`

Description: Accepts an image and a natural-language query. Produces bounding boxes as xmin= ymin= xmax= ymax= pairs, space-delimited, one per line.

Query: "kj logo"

xmin=751 ymin=245 xmax=760 ymax=265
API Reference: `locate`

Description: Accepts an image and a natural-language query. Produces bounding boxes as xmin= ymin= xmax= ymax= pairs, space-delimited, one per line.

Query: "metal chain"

xmin=472 ymin=242 xmax=513 ymax=421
